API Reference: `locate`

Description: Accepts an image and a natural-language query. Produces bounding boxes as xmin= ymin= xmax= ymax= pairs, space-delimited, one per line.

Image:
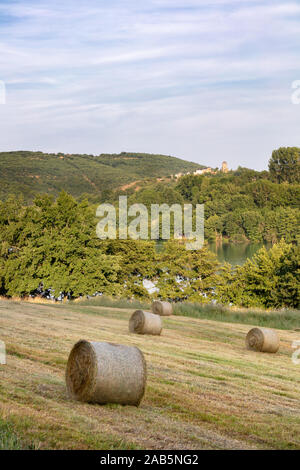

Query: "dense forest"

xmin=0 ymin=147 xmax=299 ymax=309
xmin=117 ymin=147 xmax=300 ymax=244
xmin=0 ymin=151 xmax=202 ymax=202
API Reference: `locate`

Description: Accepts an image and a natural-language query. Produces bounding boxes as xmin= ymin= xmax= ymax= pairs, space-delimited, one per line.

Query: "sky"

xmin=0 ymin=0 xmax=299 ymax=170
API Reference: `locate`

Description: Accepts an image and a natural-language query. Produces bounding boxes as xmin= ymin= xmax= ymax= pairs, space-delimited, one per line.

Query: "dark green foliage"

xmin=0 ymin=192 xmax=121 ymax=297
xmin=175 ymin=174 xmax=204 ymax=200
xmin=128 ymin=184 xmax=184 ymax=208
xmin=166 ymin=151 xmax=300 ymax=244
xmin=0 ymin=193 xmax=299 ymax=309
xmin=269 ymin=147 xmax=300 ymax=183
xmin=1 ymin=148 xmax=299 ymax=245
xmin=0 ymin=147 xmax=299 ymax=310
xmin=156 ymin=240 xmax=220 ymax=302
xmin=0 ymin=151 xmax=202 ymax=202
xmin=103 ymin=239 xmax=158 ymax=298
xmin=216 ymin=240 xmax=300 ymax=309
xmin=205 ymin=214 xmax=223 ymax=241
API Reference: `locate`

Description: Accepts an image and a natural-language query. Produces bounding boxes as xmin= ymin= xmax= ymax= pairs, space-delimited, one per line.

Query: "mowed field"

xmin=0 ymin=299 xmax=300 ymax=450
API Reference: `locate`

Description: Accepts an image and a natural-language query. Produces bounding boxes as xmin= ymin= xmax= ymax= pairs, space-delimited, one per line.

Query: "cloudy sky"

xmin=0 ymin=0 xmax=299 ymax=170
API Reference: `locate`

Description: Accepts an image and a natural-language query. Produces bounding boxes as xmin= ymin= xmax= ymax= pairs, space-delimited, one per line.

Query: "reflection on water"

xmin=208 ymin=242 xmax=272 ymax=266
xmin=156 ymin=240 xmax=272 ymax=266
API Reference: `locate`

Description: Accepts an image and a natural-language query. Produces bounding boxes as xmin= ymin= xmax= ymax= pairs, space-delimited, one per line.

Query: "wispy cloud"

xmin=0 ymin=0 xmax=299 ymax=169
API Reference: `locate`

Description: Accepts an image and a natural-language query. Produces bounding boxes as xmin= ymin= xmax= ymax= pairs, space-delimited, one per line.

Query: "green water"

xmin=156 ymin=240 xmax=271 ymax=266
xmin=208 ymin=242 xmax=272 ymax=266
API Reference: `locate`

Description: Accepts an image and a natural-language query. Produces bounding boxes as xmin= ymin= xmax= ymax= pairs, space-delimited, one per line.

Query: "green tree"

xmin=269 ymin=147 xmax=300 ymax=183
xmin=103 ymin=239 xmax=158 ymax=298
xmin=156 ymin=240 xmax=220 ymax=302
xmin=0 ymin=192 xmax=121 ymax=297
xmin=205 ymin=215 xmax=223 ymax=241
xmin=241 ymin=211 xmax=264 ymax=242
xmin=217 ymin=240 xmax=300 ymax=308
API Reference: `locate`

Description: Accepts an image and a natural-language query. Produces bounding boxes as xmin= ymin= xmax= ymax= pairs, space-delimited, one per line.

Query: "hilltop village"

xmin=174 ymin=161 xmax=229 ymax=179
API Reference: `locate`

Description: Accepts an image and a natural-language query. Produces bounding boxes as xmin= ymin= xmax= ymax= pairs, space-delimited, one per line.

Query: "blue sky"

xmin=0 ymin=0 xmax=299 ymax=170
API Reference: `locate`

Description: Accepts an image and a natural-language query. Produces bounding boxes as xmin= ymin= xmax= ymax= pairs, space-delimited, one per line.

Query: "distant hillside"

xmin=0 ymin=151 xmax=204 ymax=201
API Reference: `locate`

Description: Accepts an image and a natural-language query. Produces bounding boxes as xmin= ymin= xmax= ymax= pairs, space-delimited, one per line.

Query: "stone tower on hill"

xmin=221 ymin=161 xmax=229 ymax=173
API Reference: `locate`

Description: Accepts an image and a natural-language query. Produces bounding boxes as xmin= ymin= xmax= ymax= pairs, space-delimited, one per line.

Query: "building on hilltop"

xmin=175 ymin=164 xmax=226 ymax=179
xmin=175 ymin=168 xmax=212 ymax=178
xmin=193 ymin=167 xmax=213 ymax=176
xmin=221 ymin=161 xmax=229 ymax=173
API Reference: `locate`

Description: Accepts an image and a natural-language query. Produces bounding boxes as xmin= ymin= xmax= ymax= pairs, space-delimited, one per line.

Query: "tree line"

xmin=118 ymin=147 xmax=299 ymax=245
xmin=0 ymin=190 xmax=298 ymax=309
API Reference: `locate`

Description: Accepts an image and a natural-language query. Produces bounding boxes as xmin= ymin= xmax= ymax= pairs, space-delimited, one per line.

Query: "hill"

xmin=0 ymin=151 xmax=203 ymax=202
xmin=1 ymin=299 xmax=299 ymax=450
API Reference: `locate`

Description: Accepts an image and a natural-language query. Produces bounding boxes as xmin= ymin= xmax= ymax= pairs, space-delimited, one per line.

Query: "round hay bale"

xmin=129 ymin=310 xmax=162 ymax=335
xmin=246 ymin=328 xmax=280 ymax=353
xmin=66 ymin=340 xmax=147 ymax=406
xmin=151 ymin=300 xmax=173 ymax=316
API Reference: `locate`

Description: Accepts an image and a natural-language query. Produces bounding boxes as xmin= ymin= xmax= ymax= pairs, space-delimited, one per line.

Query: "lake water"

xmin=156 ymin=240 xmax=271 ymax=266
xmin=208 ymin=242 xmax=272 ymax=266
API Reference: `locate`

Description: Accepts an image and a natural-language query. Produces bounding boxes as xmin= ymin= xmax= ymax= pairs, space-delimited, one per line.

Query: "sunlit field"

xmin=1 ymin=299 xmax=300 ymax=450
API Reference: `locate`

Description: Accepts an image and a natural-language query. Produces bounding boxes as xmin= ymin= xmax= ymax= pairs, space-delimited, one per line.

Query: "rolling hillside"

xmin=0 ymin=151 xmax=203 ymax=202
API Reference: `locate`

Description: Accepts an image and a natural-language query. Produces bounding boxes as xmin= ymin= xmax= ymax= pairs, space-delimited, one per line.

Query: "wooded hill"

xmin=0 ymin=147 xmax=299 ymax=307
xmin=0 ymin=151 xmax=203 ymax=202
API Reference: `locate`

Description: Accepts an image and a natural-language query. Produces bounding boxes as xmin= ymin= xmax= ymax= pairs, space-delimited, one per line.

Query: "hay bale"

xmin=65 ymin=340 xmax=147 ymax=406
xmin=129 ymin=310 xmax=162 ymax=335
xmin=246 ymin=327 xmax=280 ymax=353
xmin=151 ymin=300 xmax=173 ymax=316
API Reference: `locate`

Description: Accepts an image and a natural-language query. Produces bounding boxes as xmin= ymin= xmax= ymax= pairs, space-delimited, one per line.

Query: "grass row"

xmin=173 ymin=303 xmax=300 ymax=330
xmin=75 ymin=296 xmax=299 ymax=330
xmin=0 ymin=418 xmax=36 ymax=450
xmin=76 ymin=296 xmax=150 ymax=310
